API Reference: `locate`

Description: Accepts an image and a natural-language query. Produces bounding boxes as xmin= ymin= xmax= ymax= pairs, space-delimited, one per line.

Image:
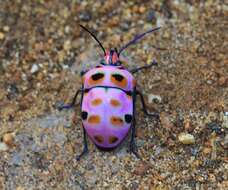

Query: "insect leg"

xmin=131 ymin=60 xmax=158 ymax=74
xmin=129 ymin=90 xmax=140 ymax=158
xmin=136 ymin=90 xmax=160 ymax=120
xmin=57 ymin=89 xmax=82 ymax=110
xmin=76 ymin=127 xmax=88 ymax=161
xmin=129 ymin=118 xmax=141 ymax=159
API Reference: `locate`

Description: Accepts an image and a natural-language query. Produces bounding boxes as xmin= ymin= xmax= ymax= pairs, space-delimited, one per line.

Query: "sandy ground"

xmin=0 ymin=1 xmax=227 ymax=189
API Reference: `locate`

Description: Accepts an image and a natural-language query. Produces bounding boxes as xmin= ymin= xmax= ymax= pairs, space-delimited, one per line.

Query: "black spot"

xmin=125 ymin=114 xmax=132 ymax=123
xmin=126 ymin=91 xmax=132 ymax=96
xmin=91 ymin=73 xmax=104 ymax=81
xmin=112 ymin=74 xmax=124 ymax=82
xmin=84 ymin=89 xmax=90 ymax=93
xmin=96 ymin=65 xmax=102 ymax=68
xmin=81 ymin=111 xmax=88 ymax=120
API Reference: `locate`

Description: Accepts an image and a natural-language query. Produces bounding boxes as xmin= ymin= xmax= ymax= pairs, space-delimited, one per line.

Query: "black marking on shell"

xmin=84 ymin=89 xmax=90 ymax=93
xmin=112 ymin=73 xmax=124 ymax=82
xmin=126 ymin=91 xmax=132 ymax=96
xmin=81 ymin=111 xmax=88 ymax=120
xmin=91 ymin=73 xmax=104 ymax=81
xmin=125 ymin=114 xmax=132 ymax=123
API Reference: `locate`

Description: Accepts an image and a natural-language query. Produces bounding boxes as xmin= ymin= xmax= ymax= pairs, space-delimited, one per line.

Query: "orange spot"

xmin=94 ymin=135 xmax=104 ymax=143
xmin=111 ymin=74 xmax=127 ymax=88
xmin=110 ymin=116 xmax=124 ymax=126
xmin=110 ymin=99 xmax=121 ymax=107
xmin=88 ymin=115 xmax=100 ymax=124
xmin=91 ymin=98 xmax=102 ymax=106
xmin=109 ymin=136 xmax=119 ymax=144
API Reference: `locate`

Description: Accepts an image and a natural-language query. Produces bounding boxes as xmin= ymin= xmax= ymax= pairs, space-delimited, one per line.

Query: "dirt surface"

xmin=0 ymin=0 xmax=227 ymax=189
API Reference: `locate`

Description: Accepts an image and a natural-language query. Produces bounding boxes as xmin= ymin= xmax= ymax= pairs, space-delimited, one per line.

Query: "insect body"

xmin=58 ymin=24 xmax=160 ymax=160
xmin=82 ymin=62 xmax=135 ymax=149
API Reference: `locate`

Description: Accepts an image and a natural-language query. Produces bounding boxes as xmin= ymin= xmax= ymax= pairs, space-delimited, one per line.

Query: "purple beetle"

xmin=58 ymin=24 xmax=160 ymax=160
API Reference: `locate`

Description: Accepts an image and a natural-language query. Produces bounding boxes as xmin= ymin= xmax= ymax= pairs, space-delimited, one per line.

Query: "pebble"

xmin=63 ymin=40 xmax=71 ymax=51
xmin=0 ymin=32 xmax=4 ymax=40
xmin=53 ymin=133 xmax=67 ymax=146
xmin=218 ymin=76 xmax=227 ymax=87
xmin=120 ymin=21 xmax=130 ymax=31
xmin=138 ymin=6 xmax=146 ymax=14
xmin=203 ymin=147 xmax=212 ymax=155
xmin=222 ymin=114 xmax=228 ymax=130
xmin=84 ymin=171 xmax=98 ymax=185
xmin=148 ymin=94 xmax=162 ymax=104
xmin=79 ymin=10 xmax=92 ymax=21
xmin=184 ymin=118 xmax=193 ymax=132
xmin=0 ymin=142 xmax=8 ymax=152
xmin=3 ymin=132 xmax=15 ymax=147
xmin=9 ymin=152 xmax=24 ymax=166
xmin=3 ymin=25 xmax=10 ymax=32
xmin=161 ymin=1 xmax=173 ymax=18
xmin=16 ymin=187 xmax=25 ymax=190
xmin=197 ymin=57 xmax=208 ymax=65
xmin=222 ymin=134 xmax=228 ymax=149
xmin=207 ymin=122 xmax=222 ymax=134
xmin=64 ymin=25 xmax=70 ymax=34
xmin=30 ymin=64 xmax=39 ymax=74
xmin=160 ymin=112 xmax=174 ymax=130
xmin=178 ymin=133 xmax=195 ymax=144
xmin=133 ymin=162 xmax=150 ymax=176
xmin=7 ymin=83 xmax=19 ymax=100
xmin=146 ymin=9 xmax=156 ymax=22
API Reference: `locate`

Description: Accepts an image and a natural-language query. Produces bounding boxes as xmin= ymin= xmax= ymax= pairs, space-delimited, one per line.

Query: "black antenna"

xmin=118 ymin=27 xmax=161 ymax=55
xmin=79 ymin=24 xmax=106 ymax=56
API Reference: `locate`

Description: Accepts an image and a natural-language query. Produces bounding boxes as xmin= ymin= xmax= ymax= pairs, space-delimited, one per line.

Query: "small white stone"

xmin=65 ymin=25 xmax=70 ymax=34
xmin=0 ymin=142 xmax=8 ymax=152
xmin=223 ymin=112 xmax=228 ymax=129
xmin=3 ymin=25 xmax=10 ymax=32
xmin=62 ymin=64 xmax=69 ymax=69
xmin=63 ymin=40 xmax=71 ymax=51
xmin=30 ymin=64 xmax=39 ymax=74
xmin=0 ymin=32 xmax=5 ymax=40
xmin=178 ymin=133 xmax=195 ymax=144
xmin=148 ymin=94 xmax=162 ymax=103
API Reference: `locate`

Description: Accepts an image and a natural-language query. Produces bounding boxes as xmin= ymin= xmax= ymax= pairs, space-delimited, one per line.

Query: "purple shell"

xmin=81 ymin=66 xmax=135 ymax=148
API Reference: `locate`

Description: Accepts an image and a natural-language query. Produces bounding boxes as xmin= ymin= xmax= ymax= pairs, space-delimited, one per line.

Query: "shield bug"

xmin=58 ymin=24 xmax=160 ymax=160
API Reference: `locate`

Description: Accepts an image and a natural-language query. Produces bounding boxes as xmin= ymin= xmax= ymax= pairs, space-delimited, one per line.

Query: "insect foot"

xmin=76 ymin=147 xmax=88 ymax=161
xmin=129 ymin=143 xmax=141 ymax=159
xmin=55 ymin=101 xmax=73 ymax=111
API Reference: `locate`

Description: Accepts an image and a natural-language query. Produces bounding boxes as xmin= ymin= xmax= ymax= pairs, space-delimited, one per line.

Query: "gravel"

xmin=0 ymin=0 xmax=227 ymax=189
